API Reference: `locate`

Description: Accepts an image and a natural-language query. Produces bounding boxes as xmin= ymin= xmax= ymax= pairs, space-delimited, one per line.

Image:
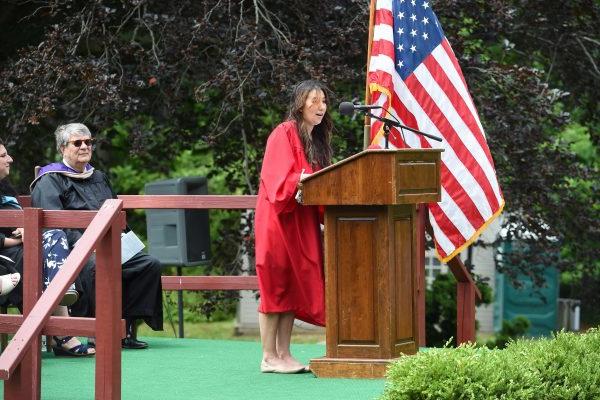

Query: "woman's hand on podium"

xmin=300 ymin=169 xmax=311 ymax=181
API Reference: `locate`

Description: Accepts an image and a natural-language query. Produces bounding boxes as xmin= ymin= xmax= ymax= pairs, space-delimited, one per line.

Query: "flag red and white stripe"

xmin=367 ymin=0 xmax=504 ymax=262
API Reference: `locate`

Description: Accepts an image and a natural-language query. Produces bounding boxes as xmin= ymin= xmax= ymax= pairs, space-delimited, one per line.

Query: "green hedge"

xmin=381 ymin=328 xmax=600 ymax=400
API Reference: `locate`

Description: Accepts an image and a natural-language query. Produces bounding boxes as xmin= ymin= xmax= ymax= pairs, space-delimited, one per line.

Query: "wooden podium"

xmin=301 ymin=149 xmax=442 ymax=378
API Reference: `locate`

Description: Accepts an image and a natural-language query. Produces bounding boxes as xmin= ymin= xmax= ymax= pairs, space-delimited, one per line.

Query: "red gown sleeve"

xmin=259 ymin=125 xmax=302 ymax=214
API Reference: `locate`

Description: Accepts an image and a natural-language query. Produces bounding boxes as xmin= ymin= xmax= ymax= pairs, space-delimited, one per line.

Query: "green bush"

xmin=381 ymin=328 xmax=600 ymax=400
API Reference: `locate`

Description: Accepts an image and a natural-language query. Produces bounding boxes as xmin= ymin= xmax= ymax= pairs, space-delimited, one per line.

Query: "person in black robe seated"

xmin=30 ymin=123 xmax=163 ymax=349
xmin=0 ymin=139 xmax=94 ymax=356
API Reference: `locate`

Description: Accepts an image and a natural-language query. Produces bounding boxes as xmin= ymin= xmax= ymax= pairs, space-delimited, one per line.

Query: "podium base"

xmin=309 ymin=357 xmax=396 ymax=379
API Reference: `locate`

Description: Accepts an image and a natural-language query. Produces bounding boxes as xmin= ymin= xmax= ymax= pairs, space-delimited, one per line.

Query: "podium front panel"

xmin=324 ymin=205 xmax=417 ymax=360
xmin=336 ymin=217 xmax=378 ymax=346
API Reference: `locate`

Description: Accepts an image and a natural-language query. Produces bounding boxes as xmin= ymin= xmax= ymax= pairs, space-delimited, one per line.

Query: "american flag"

xmin=367 ymin=0 xmax=504 ymax=262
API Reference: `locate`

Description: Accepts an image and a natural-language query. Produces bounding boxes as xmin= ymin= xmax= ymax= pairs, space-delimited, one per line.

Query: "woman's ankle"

xmin=262 ymin=353 xmax=280 ymax=363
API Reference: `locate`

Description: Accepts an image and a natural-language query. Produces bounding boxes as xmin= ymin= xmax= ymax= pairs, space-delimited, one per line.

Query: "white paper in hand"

xmin=121 ymin=231 xmax=145 ymax=264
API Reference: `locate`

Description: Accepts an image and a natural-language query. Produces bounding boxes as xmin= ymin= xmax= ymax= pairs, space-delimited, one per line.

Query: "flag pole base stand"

xmin=309 ymin=357 xmax=394 ymax=379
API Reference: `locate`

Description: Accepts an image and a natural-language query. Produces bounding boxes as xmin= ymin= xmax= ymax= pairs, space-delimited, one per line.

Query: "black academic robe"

xmin=31 ymin=170 xmax=163 ymax=330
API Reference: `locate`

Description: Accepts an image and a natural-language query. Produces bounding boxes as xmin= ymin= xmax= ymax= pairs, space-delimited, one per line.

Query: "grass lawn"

xmin=138 ymin=318 xmax=326 ymax=344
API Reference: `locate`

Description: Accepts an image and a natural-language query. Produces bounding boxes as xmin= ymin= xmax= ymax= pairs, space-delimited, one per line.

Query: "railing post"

xmin=445 ymin=255 xmax=480 ymax=345
xmin=95 ymin=218 xmax=122 ymax=400
xmin=4 ymin=208 xmax=43 ymax=400
xmin=456 ymin=281 xmax=476 ymax=344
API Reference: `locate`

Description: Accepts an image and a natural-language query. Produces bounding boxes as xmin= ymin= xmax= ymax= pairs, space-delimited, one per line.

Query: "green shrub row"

xmin=380 ymin=328 xmax=600 ymax=400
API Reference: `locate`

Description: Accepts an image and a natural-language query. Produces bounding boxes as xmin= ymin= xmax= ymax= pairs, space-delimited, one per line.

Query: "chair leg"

xmin=45 ymin=335 xmax=53 ymax=352
xmin=0 ymin=305 xmax=7 ymax=353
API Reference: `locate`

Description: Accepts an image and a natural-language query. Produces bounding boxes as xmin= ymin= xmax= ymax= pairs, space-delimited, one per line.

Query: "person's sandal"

xmin=260 ymin=360 xmax=305 ymax=374
xmin=52 ymin=336 xmax=95 ymax=357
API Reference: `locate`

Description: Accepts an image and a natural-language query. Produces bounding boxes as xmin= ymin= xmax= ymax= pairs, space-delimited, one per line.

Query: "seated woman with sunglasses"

xmin=0 ymin=140 xmax=93 ymax=356
xmin=31 ymin=123 xmax=163 ymax=350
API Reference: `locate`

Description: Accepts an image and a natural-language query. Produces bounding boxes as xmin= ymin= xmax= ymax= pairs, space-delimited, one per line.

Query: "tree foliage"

xmin=0 ymin=0 xmax=598 ymax=291
xmin=0 ymin=0 xmax=368 ymax=190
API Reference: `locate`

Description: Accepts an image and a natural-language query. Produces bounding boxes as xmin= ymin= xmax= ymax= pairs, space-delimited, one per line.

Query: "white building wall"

xmin=235 ymin=289 xmax=260 ymax=334
xmin=468 ymin=217 xmax=501 ymax=334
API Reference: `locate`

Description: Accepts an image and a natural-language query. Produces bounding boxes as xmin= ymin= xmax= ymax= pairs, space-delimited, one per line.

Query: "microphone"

xmin=339 ymin=101 xmax=443 ymax=146
xmin=339 ymin=101 xmax=382 ymax=116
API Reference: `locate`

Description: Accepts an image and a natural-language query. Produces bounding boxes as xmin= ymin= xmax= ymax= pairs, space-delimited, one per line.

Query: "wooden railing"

xmin=0 ymin=200 xmax=126 ymax=399
xmin=16 ymin=195 xmax=261 ymax=294
xmin=119 ymin=195 xmax=260 ymax=293
xmin=0 ymin=194 xmax=478 ymax=399
xmin=1 ymin=195 xmax=259 ymax=400
xmin=16 ymin=196 xmax=480 ymax=345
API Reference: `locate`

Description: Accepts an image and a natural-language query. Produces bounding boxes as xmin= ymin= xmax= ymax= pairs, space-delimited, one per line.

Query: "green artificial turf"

xmin=1 ymin=337 xmax=385 ymax=400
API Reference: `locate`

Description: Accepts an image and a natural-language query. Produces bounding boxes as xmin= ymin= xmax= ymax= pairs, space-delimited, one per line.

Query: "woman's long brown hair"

xmin=288 ymin=80 xmax=333 ymax=168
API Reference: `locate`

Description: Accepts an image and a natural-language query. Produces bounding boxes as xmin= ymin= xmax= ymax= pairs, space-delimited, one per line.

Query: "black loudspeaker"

xmin=144 ymin=177 xmax=211 ymax=266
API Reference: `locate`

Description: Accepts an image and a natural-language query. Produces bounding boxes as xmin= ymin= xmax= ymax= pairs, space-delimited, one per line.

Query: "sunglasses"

xmin=68 ymin=138 xmax=95 ymax=147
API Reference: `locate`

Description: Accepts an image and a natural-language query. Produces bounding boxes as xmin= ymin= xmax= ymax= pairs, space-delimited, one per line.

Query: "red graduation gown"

xmin=254 ymin=120 xmax=325 ymax=326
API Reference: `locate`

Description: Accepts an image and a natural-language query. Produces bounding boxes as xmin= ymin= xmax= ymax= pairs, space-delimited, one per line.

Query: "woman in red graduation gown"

xmin=255 ymin=80 xmax=333 ymax=373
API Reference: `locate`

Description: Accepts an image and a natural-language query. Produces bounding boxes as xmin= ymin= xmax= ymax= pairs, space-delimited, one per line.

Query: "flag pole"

xmin=363 ymin=0 xmax=377 ymax=149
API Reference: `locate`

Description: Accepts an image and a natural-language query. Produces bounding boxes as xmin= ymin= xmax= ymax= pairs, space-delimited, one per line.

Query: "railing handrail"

xmin=0 ymin=209 xmax=109 ymax=228
xmin=161 ymin=276 xmax=258 ymax=291
xmin=118 ymin=194 xmax=257 ymax=209
xmin=17 ymin=194 xmax=258 ymax=210
xmin=0 ymin=200 xmax=125 ymax=379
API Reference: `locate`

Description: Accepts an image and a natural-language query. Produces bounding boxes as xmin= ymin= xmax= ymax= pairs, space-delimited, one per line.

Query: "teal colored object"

xmin=494 ymin=243 xmax=559 ymax=337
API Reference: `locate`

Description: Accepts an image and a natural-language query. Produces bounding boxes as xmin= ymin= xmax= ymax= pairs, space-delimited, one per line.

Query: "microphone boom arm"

xmin=365 ymin=111 xmax=443 ymax=146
